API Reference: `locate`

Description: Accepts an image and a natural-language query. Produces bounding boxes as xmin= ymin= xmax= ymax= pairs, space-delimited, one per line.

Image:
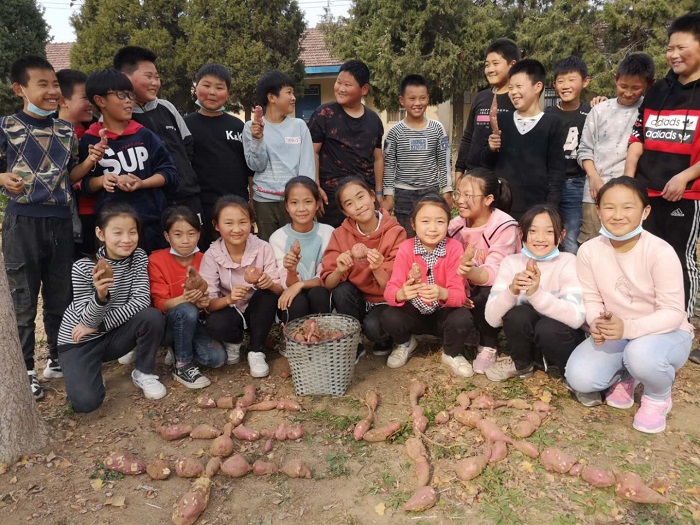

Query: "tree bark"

xmin=0 ymin=249 xmax=48 ymax=463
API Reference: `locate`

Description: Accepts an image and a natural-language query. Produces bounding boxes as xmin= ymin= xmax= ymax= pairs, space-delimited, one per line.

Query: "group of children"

xmin=1 ymin=11 xmax=699 ymax=436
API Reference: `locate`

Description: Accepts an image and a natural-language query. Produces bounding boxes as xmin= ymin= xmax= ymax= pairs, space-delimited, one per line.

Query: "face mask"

xmin=169 ymin=246 xmax=200 ymax=257
xmin=599 ymin=216 xmax=645 ymax=242
xmin=195 ymin=99 xmax=225 ymax=113
xmin=522 ymin=244 xmax=560 ymax=262
xmin=21 ymin=87 xmax=55 ymax=117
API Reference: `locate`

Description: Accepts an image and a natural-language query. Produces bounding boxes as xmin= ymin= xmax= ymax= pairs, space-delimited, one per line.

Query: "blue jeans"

xmin=559 ymin=177 xmax=585 ymax=254
xmin=162 ymin=302 xmax=226 ymax=369
xmin=565 ymin=329 xmax=692 ymax=400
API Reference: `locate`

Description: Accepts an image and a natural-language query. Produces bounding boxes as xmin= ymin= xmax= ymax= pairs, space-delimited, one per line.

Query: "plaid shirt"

xmin=411 ymin=238 xmax=447 ymax=314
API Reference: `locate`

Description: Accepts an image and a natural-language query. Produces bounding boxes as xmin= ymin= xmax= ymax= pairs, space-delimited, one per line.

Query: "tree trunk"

xmin=451 ymin=91 xmax=465 ymax=152
xmin=0 ymin=249 xmax=48 ymax=463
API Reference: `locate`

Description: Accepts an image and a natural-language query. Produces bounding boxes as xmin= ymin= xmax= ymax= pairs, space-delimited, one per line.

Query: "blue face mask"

xmin=170 ymin=246 xmax=200 ymax=257
xmin=21 ymin=87 xmax=55 ymax=118
xmin=521 ymin=244 xmax=560 ymax=262
xmin=195 ymin=99 xmax=225 ymax=113
xmin=599 ymin=216 xmax=645 ymax=242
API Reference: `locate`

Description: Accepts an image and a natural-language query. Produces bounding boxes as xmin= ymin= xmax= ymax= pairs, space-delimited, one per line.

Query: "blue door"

xmin=296 ymin=84 xmax=321 ymax=122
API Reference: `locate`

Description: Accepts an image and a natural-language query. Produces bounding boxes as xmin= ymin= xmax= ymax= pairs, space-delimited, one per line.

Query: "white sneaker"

xmin=118 ymin=349 xmax=137 ymax=365
xmin=131 ymin=369 xmax=167 ymax=400
xmin=225 ymin=343 xmax=241 ymax=365
xmin=247 ymin=351 xmax=269 ymax=378
xmin=387 ymin=336 xmax=418 ymax=369
xmin=441 ymin=353 xmax=474 ymax=378
xmin=43 ymin=358 xmax=63 ymax=379
xmin=164 ymin=348 xmax=174 ymax=366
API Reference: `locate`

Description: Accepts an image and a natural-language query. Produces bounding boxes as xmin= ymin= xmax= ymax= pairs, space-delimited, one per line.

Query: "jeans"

xmin=394 ymin=187 xmax=439 ymax=238
xmin=331 ymin=281 xmax=391 ymax=348
xmin=277 ymin=286 xmax=331 ymax=324
xmin=565 ymin=329 xmax=692 ymax=400
xmin=162 ymin=302 xmax=226 ymax=368
xmin=559 ymin=177 xmax=585 ymax=254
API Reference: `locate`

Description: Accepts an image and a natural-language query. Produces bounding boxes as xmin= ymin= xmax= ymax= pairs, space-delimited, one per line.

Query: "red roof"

xmin=300 ymin=28 xmax=342 ymax=68
xmin=46 ymin=42 xmax=74 ymax=71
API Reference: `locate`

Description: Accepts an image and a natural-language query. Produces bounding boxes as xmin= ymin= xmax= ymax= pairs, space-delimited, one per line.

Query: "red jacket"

xmin=148 ymin=248 xmax=204 ymax=313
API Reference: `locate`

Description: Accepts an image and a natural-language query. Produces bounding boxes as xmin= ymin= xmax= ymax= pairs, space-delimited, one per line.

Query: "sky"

xmin=38 ymin=0 xmax=351 ymax=43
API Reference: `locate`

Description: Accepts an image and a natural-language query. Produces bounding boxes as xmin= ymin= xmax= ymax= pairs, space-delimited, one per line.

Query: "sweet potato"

xmin=512 ymin=421 xmax=537 ymax=439
xmin=532 ymin=400 xmax=551 ymax=412
xmin=277 ymin=399 xmax=302 ymax=411
xmin=435 ymin=411 xmax=450 ymax=425
xmin=253 ymin=460 xmax=278 ymax=476
xmin=216 ymin=396 xmax=234 ymax=409
xmin=415 ymin=456 xmax=430 ymax=487
xmin=525 ymin=411 xmax=542 ymax=428
xmin=526 ymin=258 xmax=537 ymax=274
xmin=456 ymin=392 xmax=471 ymax=408
xmin=253 ymin=105 xmax=263 ymax=124
xmin=489 ymin=440 xmax=508 ymax=463
xmin=404 ymin=486 xmax=437 ymax=512
xmin=244 ymin=266 xmax=263 ymax=284
xmin=365 ymin=389 xmax=379 ymax=412
xmin=363 ymin=420 xmax=402 ymax=442
xmin=274 ymin=422 xmax=290 ymax=441
xmin=409 ymin=380 xmax=428 ymax=408
xmin=540 ymin=448 xmax=577 ymax=474
xmin=209 ymin=435 xmax=234 ymax=457
xmin=263 ymin=438 xmax=274 ymax=453
xmin=246 ymin=400 xmax=278 ymax=411
xmin=146 ymin=459 xmax=171 ymax=480
xmin=454 ymin=410 xmax=482 ymax=428
xmin=286 ymin=424 xmax=304 ymax=440
xmin=476 ymin=418 xmax=513 ymax=444
xmin=352 ymin=414 xmax=372 ymax=440
xmin=512 ymin=440 xmax=539 ymax=458
xmin=489 ymin=93 xmax=499 ymax=135
xmin=408 ymin=263 xmax=422 ymax=283
xmin=222 ymin=422 xmax=233 ymax=438
xmin=507 ymin=398 xmax=532 ymax=410
xmin=205 ymin=457 xmax=221 ymax=478
xmin=159 ymin=424 xmax=193 ymax=441
xmin=472 ymin=395 xmax=507 ymax=410
xmin=351 ymin=243 xmax=368 ymax=262
xmin=195 ymin=395 xmax=217 ymax=409
xmin=461 ymin=242 xmax=477 ymax=264
xmin=569 ymin=462 xmax=584 ymax=477
xmin=281 ymin=459 xmax=312 ymax=479
xmin=616 ymin=472 xmax=668 ymax=504
xmin=184 ymin=265 xmax=208 ymax=294
xmin=104 ymin=450 xmax=146 ymax=475
xmin=581 ymin=466 xmax=616 ymax=488
xmin=290 ymin=239 xmax=301 ymax=257
xmin=190 ymin=424 xmax=221 ymax=440
xmin=176 ymin=458 xmax=204 ymax=478
xmin=232 ymin=424 xmax=260 ymax=442
xmin=94 ymin=258 xmax=114 ymax=280
xmin=228 ymin=408 xmax=246 ymax=426
xmin=220 ymin=454 xmax=250 ymax=478
xmin=405 ymin=437 xmax=427 ymax=461
xmin=412 ymin=414 xmax=429 ymax=435
xmin=172 ymin=476 xmax=211 ymax=525
xmin=236 ymin=385 xmax=257 ymax=408
xmin=467 ymin=389 xmax=481 ymax=400
xmin=455 ymin=455 xmax=488 ymax=481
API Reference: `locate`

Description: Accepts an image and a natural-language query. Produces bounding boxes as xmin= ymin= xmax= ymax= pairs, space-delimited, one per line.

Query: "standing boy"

xmin=308 ymin=60 xmax=384 ymax=227
xmin=0 ymin=56 xmax=104 ymax=399
xmin=185 ymin=63 xmax=253 ymax=247
xmin=484 ymin=59 xmax=566 ymax=219
xmin=624 ymin=11 xmax=700 ymax=325
xmin=383 ymin=74 xmax=453 ymax=236
xmin=577 ymin=54 xmax=655 ymax=244
xmin=545 ymin=57 xmax=591 ymax=254
xmin=455 ymin=39 xmax=520 ymax=178
xmin=243 ymin=71 xmax=315 ymax=241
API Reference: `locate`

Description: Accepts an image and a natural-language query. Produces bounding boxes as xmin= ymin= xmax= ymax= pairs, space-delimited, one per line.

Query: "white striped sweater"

xmin=57 ymin=248 xmax=152 ymax=346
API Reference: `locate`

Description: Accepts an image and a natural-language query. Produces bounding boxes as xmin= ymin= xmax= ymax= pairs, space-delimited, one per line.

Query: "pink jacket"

xmin=384 ymin=237 xmax=467 ymax=308
xmin=199 ymin=235 xmax=281 ymax=313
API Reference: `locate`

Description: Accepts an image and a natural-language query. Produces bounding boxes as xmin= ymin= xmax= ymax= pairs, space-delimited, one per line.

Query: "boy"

xmin=308 ymin=60 xmax=384 ymax=227
xmin=81 ymin=68 xmax=178 ymax=253
xmin=0 ymin=55 xmax=104 ymax=400
xmin=624 ymin=11 xmax=700 ymax=327
xmin=243 ymin=70 xmax=315 ymax=241
xmin=113 ymin=47 xmax=202 ymax=219
xmin=484 ymin=59 xmax=566 ymax=219
xmin=577 ymin=54 xmax=655 ymax=244
xmin=185 ymin=63 xmax=253 ymax=247
xmin=545 ymin=57 xmax=591 ymax=254
xmin=455 ymin=39 xmax=520 ymax=177
xmin=383 ymin=74 xmax=453 ymax=236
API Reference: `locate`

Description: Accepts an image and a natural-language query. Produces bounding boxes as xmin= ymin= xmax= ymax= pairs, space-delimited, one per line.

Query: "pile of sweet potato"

xmin=285 ymin=317 xmax=345 ymax=344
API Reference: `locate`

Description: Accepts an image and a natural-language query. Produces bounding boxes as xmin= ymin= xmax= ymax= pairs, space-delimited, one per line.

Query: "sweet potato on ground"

xmin=236 ymin=385 xmax=257 ymax=408
xmin=195 ymin=395 xmax=217 ymax=409
xmin=472 ymin=395 xmax=507 ymax=410
xmin=220 ymin=454 xmax=250 ymax=478
xmin=232 ymin=425 xmax=261 ymax=442
xmin=246 ymin=400 xmax=278 ymax=411
xmin=281 ymin=459 xmax=312 ymax=479
xmin=506 ymin=398 xmax=532 ymax=410
xmin=216 ymin=396 xmax=234 ymax=409
xmin=532 ymin=400 xmax=552 ymax=412
xmin=286 ymin=424 xmax=304 ymax=440
xmin=190 ymin=424 xmax=221 ymax=440
xmin=365 ymin=389 xmax=379 ymax=411
xmin=353 ymin=416 xmax=373 ymax=441
xmin=172 ymin=476 xmax=211 ymax=525
xmin=104 ymin=450 xmax=146 ymax=475
xmin=455 ymin=455 xmax=488 ymax=481
xmin=415 ymin=457 xmax=430 ymax=487
xmin=540 ymin=448 xmax=577 ymax=474
xmin=209 ymin=435 xmax=234 ymax=457
xmin=476 ymin=418 xmax=513 ymax=444
xmin=205 ymin=457 xmax=221 ymax=478
xmin=263 ymin=438 xmax=274 ymax=453
xmin=525 ymin=411 xmax=542 ymax=428
xmin=409 ymin=380 xmax=428 ymax=408
xmin=435 ymin=411 xmax=450 ymax=425
xmin=404 ymin=486 xmax=437 ymax=512
xmin=512 ymin=440 xmax=539 ymax=458
xmin=569 ymin=463 xmax=584 ymax=477
xmin=277 ymin=399 xmax=302 ymax=411
xmin=512 ymin=421 xmax=537 ymax=439
xmin=176 ymin=458 xmax=204 ymax=478
xmin=616 ymin=472 xmax=668 ymax=504
xmin=405 ymin=437 xmax=427 ymax=461
xmin=253 ymin=460 xmax=278 ymax=476
xmin=159 ymin=425 xmax=193 ymax=441
xmin=363 ymin=420 xmax=402 ymax=442
xmin=412 ymin=414 xmax=429 ymax=435
xmin=454 ymin=410 xmax=482 ymax=428
xmin=456 ymin=392 xmax=471 ymax=408
xmin=228 ymin=408 xmax=246 ymax=426
xmin=146 ymin=459 xmax=171 ymax=480
xmin=489 ymin=440 xmax=508 ymax=463
xmin=581 ymin=466 xmax=616 ymax=488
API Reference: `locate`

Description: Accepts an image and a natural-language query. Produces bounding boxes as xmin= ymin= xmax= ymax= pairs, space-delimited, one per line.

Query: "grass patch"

xmin=323 ymin=452 xmax=350 ymax=478
xmin=90 ymin=462 xmax=124 ymax=482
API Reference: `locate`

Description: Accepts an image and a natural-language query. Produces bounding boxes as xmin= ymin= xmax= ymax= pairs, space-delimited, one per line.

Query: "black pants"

xmin=394 ymin=187 xmax=439 ymax=238
xmin=2 ymin=214 xmax=73 ymax=370
xmin=57 ymin=307 xmax=164 ymax=413
xmin=381 ymin=303 xmax=478 ymax=356
xmin=331 ymin=281 xmax=391 ymax=349
xmin=168 ymin=194 xmax=206 ymax=250
xmin=644 ymin=197 xmax=700 ymax=317
xmin=75 ymin=213 xmax=97 ymax=260
xmin=277 ymin=286 xmax=331 ymax=324
xmin=471 ymin=285 xmax=499 ymax=348
xmin=201 ymin=201 xmax=219 ymax=249
xmin=205 ymin=289 xmax=277 ymax=353
xmin=502 ymin=304 xmax=585 ymax=372
xmin=318 ymin=183 xmax=345 ymax=228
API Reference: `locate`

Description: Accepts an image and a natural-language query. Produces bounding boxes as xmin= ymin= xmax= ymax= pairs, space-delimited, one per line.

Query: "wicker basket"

xmin=284 ymin=314 xmax=361 ymax=396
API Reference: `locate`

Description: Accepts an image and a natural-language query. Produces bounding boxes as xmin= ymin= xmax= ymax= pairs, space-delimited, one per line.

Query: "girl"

xmin=148 ymin=206 xmax=227 ymax=389
xmin=484 ymin=204 xmax=586 ymax=384
xmin=382 ymin=195 xmax=477 ymax=374
xmin=57 ymin=202 xmax=166 ymax=413
xmin=269 ymin=177 xmax=334 ymax=323
xmin=199 ymin=195 xmax=282 ymax=378
xmin=321 ymin=177 xmax=407 ymax=361
xmin=565 ymin=178 xmax=693 ymax=434
xmin=448 ymin=167 xmax=520 ymax=374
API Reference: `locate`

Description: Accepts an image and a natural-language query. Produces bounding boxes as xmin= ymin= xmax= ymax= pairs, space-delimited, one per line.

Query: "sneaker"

xmin=387 ymin=336 xmax=418 ymax=369
xmin=564 ymin=381 xmax=602 ymax=407
xmin=441 ymin=353 xmax=474 ymax=378
xmin=605 ymin=377 xmax=636 ymax=409
xmin=173 ymin=364 xmax=211 ymax=389
xmin=372 ymin=343 xmax=391 ymax=356
xmin=43 ymin=358 xmax=63 ymax=379
xmin=164 ymin=348 xmax=175 ymax=366
xmin=689 ymin=349 xmax=700 ymax=365
xmin=118 ymin=349 xmax=137 ymax=365
xmin=473 ymin=346 xmax=497 ymax=374
xmin=355 ymin=344 xmax=367 ymax=364
xmin=225 ymin=343 xmax=241 ymax=365
xmin=247 ymin=351 xmax=269 ymax=378
xmin=28 ymin=371 xmax=44 ymax=401
xmin=484 ymin=358 xmax=534 ymax=382
xmin=633 ymin=395 xmax=672 ymax=434
xmin=131 ymin=369 xmax=167 ymax=400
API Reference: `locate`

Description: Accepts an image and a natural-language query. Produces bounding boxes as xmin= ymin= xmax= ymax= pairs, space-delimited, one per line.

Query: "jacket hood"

xmin=206 ymin=235 xmax=267 ymax=269
xmin=664 ymin=69 xmax=700 ymax=89
xmin=86 ymin=120 xmax=143 ymax=139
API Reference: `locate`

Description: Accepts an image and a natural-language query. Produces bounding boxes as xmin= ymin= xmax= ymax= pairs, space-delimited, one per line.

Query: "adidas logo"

xmin=671 ymin=208 xmax=685 ymax=217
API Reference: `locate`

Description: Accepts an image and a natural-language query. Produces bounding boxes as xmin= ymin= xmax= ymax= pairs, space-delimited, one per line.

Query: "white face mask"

xmin=169 ymin=246 xmax=200 ymax=257
xmin=21 ymin=87 xmax=55 ymax=117
xmin=599 ymin=215 xmax=645 ymax=242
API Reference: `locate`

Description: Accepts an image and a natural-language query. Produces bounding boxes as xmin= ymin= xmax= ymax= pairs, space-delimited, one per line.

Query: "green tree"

xmin=0 ymin=0 xmax=51 ymax=115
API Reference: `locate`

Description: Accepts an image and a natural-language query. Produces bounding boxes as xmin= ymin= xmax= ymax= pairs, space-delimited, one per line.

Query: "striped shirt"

xmin=383 ymin=119 xmax=452 ymax=196
xmin=58 ymin=248 xmax=152 ymax=346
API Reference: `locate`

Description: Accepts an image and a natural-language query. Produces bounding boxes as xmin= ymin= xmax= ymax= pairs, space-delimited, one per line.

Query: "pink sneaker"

xmin=473 ymin=346 xmax=498 ymax=374
xmin=633 ymin=396 xmax=672 ymax=434
xmin=605 ymin=377 xmax=636 ymax=409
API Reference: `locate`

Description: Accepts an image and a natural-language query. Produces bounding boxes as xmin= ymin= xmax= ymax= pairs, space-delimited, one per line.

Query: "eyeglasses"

xmin=106 ymin=91 xmax=136 ymax=101
xmin=453 ymin=192 xmax=484 ymax=201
